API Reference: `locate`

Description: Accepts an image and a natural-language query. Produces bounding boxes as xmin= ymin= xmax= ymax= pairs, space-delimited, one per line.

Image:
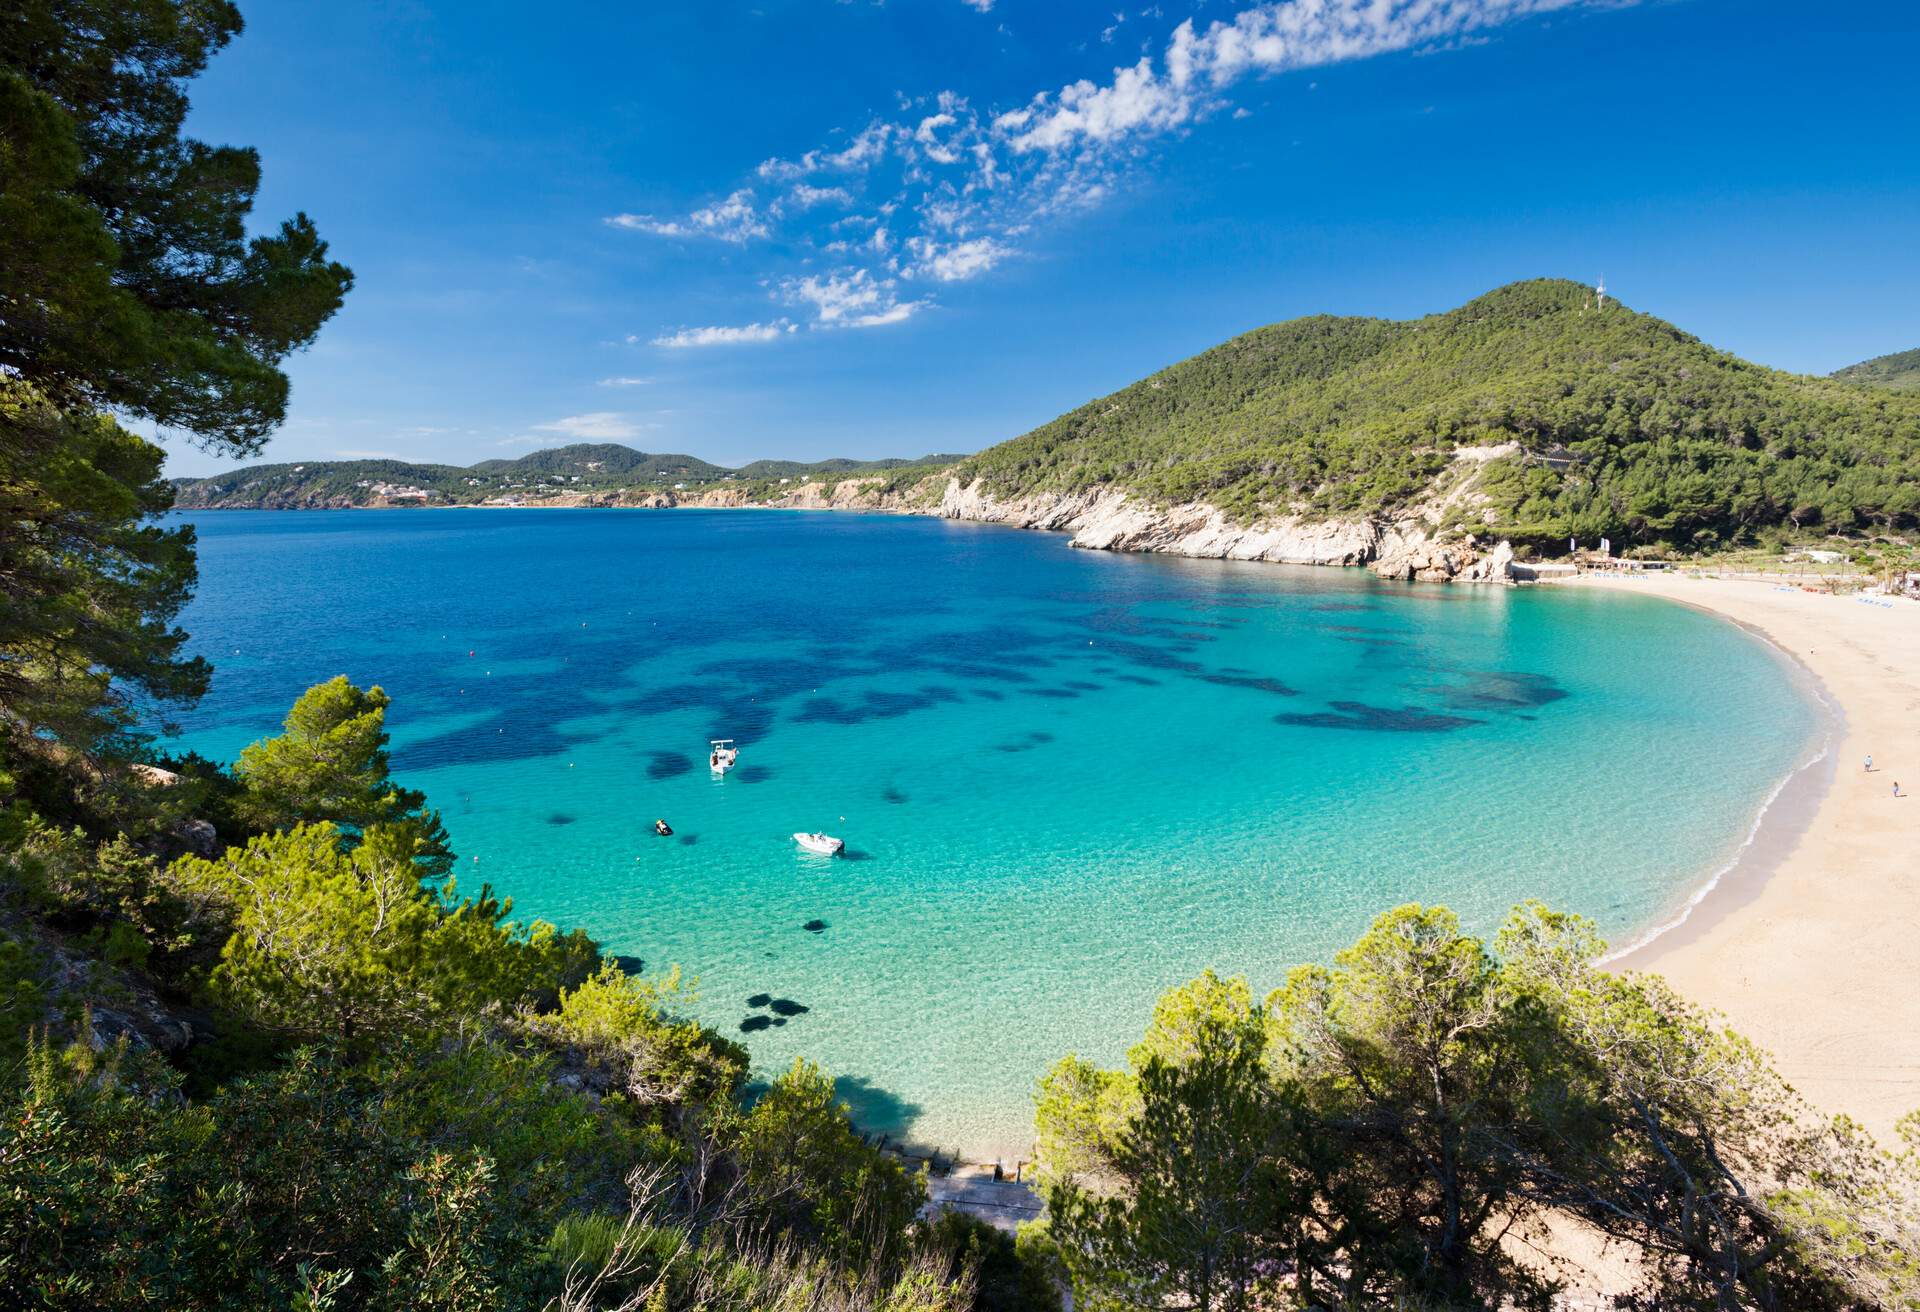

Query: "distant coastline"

xmin=174 ymin=474 xmax=1520 ymax=584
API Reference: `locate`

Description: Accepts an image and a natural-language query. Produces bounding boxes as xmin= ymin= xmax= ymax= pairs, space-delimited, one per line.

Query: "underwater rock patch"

xmin=1196 ymin=672 xmax=1298 ymax=696
xmin=645 ymin=750 xmax=694 ymax=780
xmin=1275 ymin=701 xmax=1483 ymax=734
xmin=1441 ymin=670 xmax=1570 ymax=710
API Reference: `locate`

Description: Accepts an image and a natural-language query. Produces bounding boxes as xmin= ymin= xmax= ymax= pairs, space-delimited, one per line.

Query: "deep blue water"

xmin=165 ymin=509 xmax=1818 ymax=1154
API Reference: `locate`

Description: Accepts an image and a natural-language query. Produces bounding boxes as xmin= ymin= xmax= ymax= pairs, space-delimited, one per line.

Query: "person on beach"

xmin=1896 ymin=782 xmax=1904 ymax=798
xmin=1865 ymin=755 xmax=1874 ymax=772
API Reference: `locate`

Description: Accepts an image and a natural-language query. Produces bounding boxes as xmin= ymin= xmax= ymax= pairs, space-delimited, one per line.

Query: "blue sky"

xmin=163 ymin=0 xmax=1920 ymax=476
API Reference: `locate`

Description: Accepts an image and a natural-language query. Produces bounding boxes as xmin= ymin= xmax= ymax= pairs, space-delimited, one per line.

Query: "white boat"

xmin=792 ymin=832 xmax=844 ymax=856
xmin=709 ymin=739 xmax=738 ymax=775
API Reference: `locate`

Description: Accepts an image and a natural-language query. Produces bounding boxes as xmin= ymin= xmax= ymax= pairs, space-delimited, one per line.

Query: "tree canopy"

xmin=0 ymin=0 xmax=352 ymax=453
xmin=1037 ymin=903 xmax=1920 ymax=1311
xmin=1833 ymin=347 xmax=1920 ymax=393
xmin=1 ymin=0 xmax=351 ymax=776
xmin=233 ymin=675 xmax=453 ymax=875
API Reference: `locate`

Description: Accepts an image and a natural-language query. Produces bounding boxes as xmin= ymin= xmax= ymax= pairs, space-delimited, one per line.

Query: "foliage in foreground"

xmin=0 ymin=672 xmax=978 ymax=1311
xmin=1037 ymin=903 xmax=1920 ymax=1312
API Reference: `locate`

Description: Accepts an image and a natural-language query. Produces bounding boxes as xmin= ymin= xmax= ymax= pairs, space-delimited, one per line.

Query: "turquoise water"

xmin=166 ymin=509 xmax=1818 ymax=1155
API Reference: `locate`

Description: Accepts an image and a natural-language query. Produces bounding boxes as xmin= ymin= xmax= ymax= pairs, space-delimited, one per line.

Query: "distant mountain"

xmin=958 ymin=278 xmax=1920 ymax=550
xmin=169 ymin=445 xmax=959 ymax=509
xmin=468 ymin=444 xmax=728 ymax=481
xmin=732 ymin=455 xmax=970 ymax=480
xmin=1832 ymin=347 xmax=1920 ymax=392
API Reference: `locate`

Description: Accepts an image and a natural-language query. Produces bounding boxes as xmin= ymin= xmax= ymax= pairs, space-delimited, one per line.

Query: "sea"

xmin=163 ymin=508 xmax=1822 ymax=1156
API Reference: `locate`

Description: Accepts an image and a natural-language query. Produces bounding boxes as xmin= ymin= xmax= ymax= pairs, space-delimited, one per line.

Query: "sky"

xmin=162 ymin=0 xmax=1920 ymax=477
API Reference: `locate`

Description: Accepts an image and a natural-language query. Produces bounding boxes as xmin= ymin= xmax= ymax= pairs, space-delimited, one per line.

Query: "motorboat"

xmin=792 ymin=832 xmax=844 ymax=857
xmin=709 ymin=739 xmax=738 ymax=775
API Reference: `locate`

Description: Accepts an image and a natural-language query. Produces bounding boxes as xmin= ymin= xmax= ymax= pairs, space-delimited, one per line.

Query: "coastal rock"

xmin=929 ymin=478 xmax=1520 ymax=586
xmin=1372 ymin=540 xmax=1473 ymax=582
xmin=42 ymin=941 xmax=202 ymax=1055
xmin=937 ymin=479 xmax=1390 ymax=564
xmin=176 ymin=818 xmax=218 ymax=858
xmin=1457 ymin=539 xmax=1516 ymax=583
xmin=620 ymin=490 xmax=680 ymax=509
xmin=930 ymin=478 xmax=1515 ymax=583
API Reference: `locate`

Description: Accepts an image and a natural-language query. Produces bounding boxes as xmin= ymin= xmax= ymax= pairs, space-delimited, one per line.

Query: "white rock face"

xmin=636 ymin=473 xmax=1516 ymax=585
xmin=930 ymin=478 xmax=1514 ymax=584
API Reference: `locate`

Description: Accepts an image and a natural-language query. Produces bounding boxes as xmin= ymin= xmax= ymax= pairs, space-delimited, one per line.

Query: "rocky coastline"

xmin=924 ymin=477 xmax=1514 ymax=584
xmin=176 ymin=472 xmax=1521 ymax=583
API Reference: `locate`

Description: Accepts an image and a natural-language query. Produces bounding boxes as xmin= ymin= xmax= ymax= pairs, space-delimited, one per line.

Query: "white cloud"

xmin=1007 ymin=56 xmax=1190 ymax=152
xmin=789 ymin=183 xmax=853 ymax=208
xmin=908 ymin=237 xmax=1009 ymax=283
xmin=783 ymin=269 xmax=927 ymax=328
xmin=532 ymin=412 xmax=650 ymax=440
xmin=1011 ymin=0 xmax=1606 ymax=154
xmin=650 ymin=321 xmax=796 ymax=348
xmin=756 ymin=122 xmax=893 ymax=182
xmin=846 ymin=300 xmax=923 ymax=327
xmin=598 ymin=376 xmax=651 ymax=387
xmin=606 ymin=188 xmax=769 ymax=243
xmin=959 ymin=0 xmax=994 ymax=11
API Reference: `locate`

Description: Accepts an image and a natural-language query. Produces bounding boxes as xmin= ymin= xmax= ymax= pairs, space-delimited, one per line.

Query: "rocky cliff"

xmin=928 ymin=478 xmax=1512 ymax=582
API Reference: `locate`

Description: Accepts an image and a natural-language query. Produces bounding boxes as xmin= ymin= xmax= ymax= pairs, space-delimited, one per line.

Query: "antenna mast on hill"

xmin=1594 ymin=276 xmax=1608 ymax=311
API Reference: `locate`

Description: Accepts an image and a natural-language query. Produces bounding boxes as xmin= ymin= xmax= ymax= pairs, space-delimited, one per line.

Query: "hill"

xmin=468 ymin=443 xmax=729 ymax=481
xmin=733 ymin=454 xmax=969 ymax=480
xmin=170 ymin=445 xmax=953 ymax=508
xmin=1833 ymin=347 xmax=1920 ymax=392
xmin=958 ymin=279 xmax=1920 ymax=552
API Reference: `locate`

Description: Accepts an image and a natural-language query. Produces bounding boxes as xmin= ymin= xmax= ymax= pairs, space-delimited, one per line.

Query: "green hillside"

xmin=174 ymin=457 xmax=482 ymax=508
xmin=469 ymin=443 xmax=728 ymax=481
xmin=1833 ymin=347 xmax=1920 ymax=392
xmin=170 ymin=445 xmax=948 ymax=507
xmin=961 ymin=279 xmax=1920 ymax=551
xmin=733 ymin=454 xmax=967 ymax=480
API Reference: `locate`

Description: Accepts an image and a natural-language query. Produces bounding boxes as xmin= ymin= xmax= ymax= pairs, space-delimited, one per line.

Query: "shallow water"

xmin=166 ymin=509 xmax=1818 ymax=1155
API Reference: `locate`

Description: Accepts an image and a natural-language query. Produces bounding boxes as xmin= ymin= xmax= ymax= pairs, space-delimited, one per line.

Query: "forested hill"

xmin=959 ymin=279 xmax=1920 ymax=551
xmin=170 ymin=445 xmax=957 ymax=508
xmin=1833 ymin=347 xmax=1920 ymax=392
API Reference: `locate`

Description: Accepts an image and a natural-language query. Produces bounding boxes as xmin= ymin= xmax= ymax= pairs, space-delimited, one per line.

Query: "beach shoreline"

xmin=1560 ymin=575 xmax=1920 ymax=1138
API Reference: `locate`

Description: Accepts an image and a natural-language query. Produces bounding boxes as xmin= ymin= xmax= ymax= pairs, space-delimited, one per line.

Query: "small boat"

xmin=709 ymin=738 xmax=739 ymax=775
xmin=792 ymin=832 xmax=844 ymax=857
xmin=654 ymin=819 xmax=673 ymax=837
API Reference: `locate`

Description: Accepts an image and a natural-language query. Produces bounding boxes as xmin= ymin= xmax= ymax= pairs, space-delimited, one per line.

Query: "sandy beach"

xmin=1566 ymin=575 xmax=1920 ymax=1138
